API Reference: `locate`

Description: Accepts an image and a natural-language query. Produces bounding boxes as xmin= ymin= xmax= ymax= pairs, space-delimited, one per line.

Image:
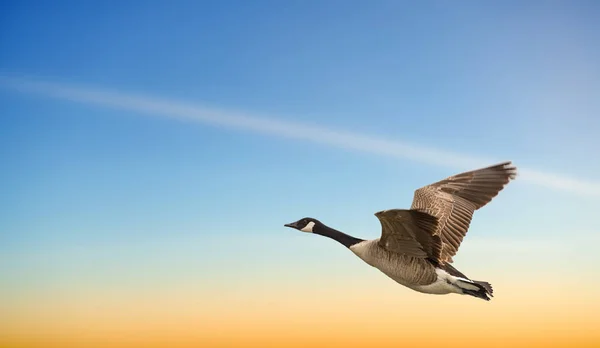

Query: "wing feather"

xmin=375 ymin=209 xmax=441 ymax=259
xmin=410 ymin=161 xmax=517 ymax=263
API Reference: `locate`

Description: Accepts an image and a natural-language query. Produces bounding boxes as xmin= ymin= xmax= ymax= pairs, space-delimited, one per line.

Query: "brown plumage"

xmin=375 ymin=161 xmax=517 ymax=265
xmin=375 ymin=209 xmax=441 ymax=259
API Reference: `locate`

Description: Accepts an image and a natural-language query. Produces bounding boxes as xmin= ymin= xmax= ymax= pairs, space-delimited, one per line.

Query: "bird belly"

xmin=409 ymin=268 xmax=466 ymax=295
xmin=409 ymin=278 xmax=458 ymax=294
xmin=350 ymin=241 xmax=469 ymax=295
xmin=350 ymin=240 xmax=438 ymax=288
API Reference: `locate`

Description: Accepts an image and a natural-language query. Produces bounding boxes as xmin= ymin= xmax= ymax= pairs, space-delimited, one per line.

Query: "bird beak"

xmin=284 ymin=222 xmax=297 ymax=229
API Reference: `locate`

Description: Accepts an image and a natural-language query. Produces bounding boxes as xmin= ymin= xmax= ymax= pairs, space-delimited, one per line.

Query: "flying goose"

xmin=284 ymin=161 xmax=517 ymax=301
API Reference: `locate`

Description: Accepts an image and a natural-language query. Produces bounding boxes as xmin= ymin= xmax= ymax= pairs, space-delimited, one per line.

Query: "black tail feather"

xmin=462 ymin=280 xmax=494 ymax=301
xmin=474 ymin=281 xmax=494 ymax=296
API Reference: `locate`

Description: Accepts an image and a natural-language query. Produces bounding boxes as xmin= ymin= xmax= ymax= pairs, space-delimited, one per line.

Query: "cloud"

xmin=2 ymin=76 xmax=600 ymax=198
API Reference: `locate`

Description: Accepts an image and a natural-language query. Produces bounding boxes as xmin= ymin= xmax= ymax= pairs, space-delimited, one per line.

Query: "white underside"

xmin=350 ymin=240 xmax=478 ymax=295
xmin=410 ymin=269 xmax=478 ymax=295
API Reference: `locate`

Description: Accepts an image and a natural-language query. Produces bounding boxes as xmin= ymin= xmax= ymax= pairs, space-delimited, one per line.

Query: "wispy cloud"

xmin=2 ymin=77 xmax=600 ymax=198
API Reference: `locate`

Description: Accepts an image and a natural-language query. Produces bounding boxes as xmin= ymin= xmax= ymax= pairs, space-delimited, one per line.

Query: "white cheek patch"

xmin=301 ymin=221 xmax=315 ymax=233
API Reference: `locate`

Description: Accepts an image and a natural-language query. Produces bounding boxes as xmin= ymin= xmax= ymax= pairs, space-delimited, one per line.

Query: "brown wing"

xmin=410 ymin=161 xmax=517 ymax=264
xmin=375 ymin=209 xmax=441 ymax=258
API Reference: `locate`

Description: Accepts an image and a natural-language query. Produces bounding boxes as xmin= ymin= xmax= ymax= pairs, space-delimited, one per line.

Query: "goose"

xmin=284 ymin=161 xmax=517 ymax=301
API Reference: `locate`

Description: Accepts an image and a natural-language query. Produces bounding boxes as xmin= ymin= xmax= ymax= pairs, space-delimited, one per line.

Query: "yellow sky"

xmin=3 ymin=272 xmax=599 ymax=348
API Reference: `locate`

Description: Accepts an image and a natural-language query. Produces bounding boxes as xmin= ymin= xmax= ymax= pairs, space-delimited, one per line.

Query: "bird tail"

xmin=457 ymin=279 xmax=494 ymax=301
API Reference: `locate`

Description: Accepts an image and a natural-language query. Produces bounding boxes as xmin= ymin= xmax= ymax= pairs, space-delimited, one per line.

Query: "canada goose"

xmin=284 ymin=161 xmax=517 ymax=301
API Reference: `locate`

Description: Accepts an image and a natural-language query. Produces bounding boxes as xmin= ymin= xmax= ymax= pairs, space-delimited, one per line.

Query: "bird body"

xmin=284 ymin=161 xmax=517 ymax=301
xmin=349 ymin=239 xmax=485 ymax=296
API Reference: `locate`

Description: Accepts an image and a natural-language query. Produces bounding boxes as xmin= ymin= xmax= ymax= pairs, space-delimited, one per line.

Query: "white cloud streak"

xmin=2 ymin=77 xmax=600 ymax=198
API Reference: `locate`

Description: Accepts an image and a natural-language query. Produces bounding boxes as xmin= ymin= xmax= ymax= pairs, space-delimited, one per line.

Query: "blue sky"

xmin=1 ymin=1 xmax=600 ymax=296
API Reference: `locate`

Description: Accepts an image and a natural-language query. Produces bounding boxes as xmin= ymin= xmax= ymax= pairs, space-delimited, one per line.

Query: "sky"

xmin=1 ymin=1 xmax=600 ymax=347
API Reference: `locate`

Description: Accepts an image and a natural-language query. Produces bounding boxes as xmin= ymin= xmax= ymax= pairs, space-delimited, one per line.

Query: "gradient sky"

xmin=1 ymin=1 xmax=600 ymax=347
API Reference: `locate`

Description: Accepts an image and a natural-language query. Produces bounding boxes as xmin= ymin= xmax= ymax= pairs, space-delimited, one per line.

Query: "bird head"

xmin=284 ymin=217 xmax=320 ymax=233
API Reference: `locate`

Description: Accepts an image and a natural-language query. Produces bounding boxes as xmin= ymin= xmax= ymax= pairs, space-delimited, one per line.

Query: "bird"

xmin=284 ymin=161 xmax=517 ymax=301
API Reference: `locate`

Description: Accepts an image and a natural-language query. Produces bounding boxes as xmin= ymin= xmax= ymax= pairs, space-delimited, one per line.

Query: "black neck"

xmin=313 ymin=223 xmax=364 ymax=248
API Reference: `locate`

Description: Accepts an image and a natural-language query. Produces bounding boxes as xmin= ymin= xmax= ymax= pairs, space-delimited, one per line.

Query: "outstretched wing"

xmin=375 ymin=209 xmax=441 ymax=259
xmin=410 ymin=161 xmax=517 ymax=264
